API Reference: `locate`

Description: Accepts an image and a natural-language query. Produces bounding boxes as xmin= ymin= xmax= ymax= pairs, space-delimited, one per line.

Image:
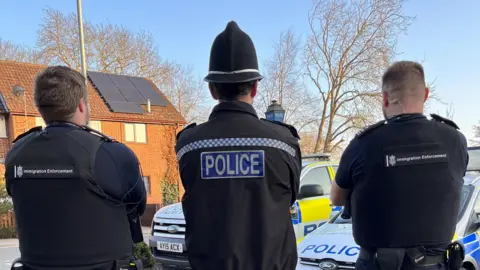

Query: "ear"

xmin=78 ymin=98 xmax=87 ymax=113
xmin=382 ymin=91 xmax=389 ymax=107
xmin=250 ymin=81 xmax=258 ymax=98
xmin=424 ymin=87 xmax=429 ymax=102
xmin=208 ymin=83 xmax=219 ymax=100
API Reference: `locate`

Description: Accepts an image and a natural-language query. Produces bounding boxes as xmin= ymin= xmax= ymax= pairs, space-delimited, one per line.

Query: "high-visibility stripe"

xmin=176 ymin=137 xmax=296 ymax=160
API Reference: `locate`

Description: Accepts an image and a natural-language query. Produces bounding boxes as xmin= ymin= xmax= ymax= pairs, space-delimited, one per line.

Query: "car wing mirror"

xmin=298 ymin=184 xmax=324 ymax=199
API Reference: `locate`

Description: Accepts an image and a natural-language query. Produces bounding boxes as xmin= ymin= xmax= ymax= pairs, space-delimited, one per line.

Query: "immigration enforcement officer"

xmin=330 ymin=61 xmax=468 ymax=270
xmin=5 ymin=66 xmax=146 ymax=270
xmin=175 ymin=21 xmax=301 ymax=270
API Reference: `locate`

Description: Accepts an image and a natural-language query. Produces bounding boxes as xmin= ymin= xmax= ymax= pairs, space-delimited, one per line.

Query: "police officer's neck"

xmin=219 ymin=96 xmax=253 ymax=105
xmin=48 ymin=117 xmax=85 ymax=128
xmin=385 ymin=105 xmax=424 ymax=119
xmin=69 ymin=114 xmax=89 ymax=127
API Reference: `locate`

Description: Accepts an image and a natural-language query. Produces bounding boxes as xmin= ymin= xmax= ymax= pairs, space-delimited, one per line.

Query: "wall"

xmin=99 ymin=120 xmax=180 ymax=205
xmin=5 ymin=114 xmax=182 ymax=205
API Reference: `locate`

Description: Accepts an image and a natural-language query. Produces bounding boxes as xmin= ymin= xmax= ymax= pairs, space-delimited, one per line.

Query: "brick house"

xmin=0 ymin=60 xmax=186 ymax=223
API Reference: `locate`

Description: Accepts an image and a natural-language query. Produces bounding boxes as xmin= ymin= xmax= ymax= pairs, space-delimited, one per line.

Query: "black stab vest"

xmin=352 ymin=117 xmax=466 ymax=248
xmin=5 ymin=128 xmax=133 ymax=268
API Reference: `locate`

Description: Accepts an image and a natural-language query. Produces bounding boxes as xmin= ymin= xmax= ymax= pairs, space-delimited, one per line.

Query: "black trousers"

xmin=14 ymin=259 xmax=141 ymax=270
xmin=355 ymin=258 xmax=447 ymax=270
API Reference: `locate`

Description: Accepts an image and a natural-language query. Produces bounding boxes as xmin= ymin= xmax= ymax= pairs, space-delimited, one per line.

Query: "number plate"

xmin=157 ymin=241 xmax=183 ymax=253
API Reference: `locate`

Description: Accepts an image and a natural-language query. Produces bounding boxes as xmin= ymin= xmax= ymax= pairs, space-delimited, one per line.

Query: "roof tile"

xmin=0 ymin=60 xmax=186 ymax=124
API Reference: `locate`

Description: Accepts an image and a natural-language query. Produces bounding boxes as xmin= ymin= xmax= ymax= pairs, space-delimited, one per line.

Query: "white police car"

xmin=297 ymin=146 xmax=480 ymax=270
xmin=148 ymin=203 xmax=188 ymax=270
xmin=149 ymin=154 xmax=339 ymax=269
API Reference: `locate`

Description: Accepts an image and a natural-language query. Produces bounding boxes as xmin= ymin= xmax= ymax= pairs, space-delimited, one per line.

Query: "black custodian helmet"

xmin=204 ymin=21 xmax=263 ymax=84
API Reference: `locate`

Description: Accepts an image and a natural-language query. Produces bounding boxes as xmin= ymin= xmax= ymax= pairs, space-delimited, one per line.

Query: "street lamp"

xmin=265 ymin=100 xmax=285 ymax=123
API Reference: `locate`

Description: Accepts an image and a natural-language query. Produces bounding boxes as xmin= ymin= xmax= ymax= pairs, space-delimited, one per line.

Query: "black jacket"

xmin=335 ymin=114 xmax=468 ymax=248
xmin=5 ymin=124 xmax=139 ymax=269
xmin=175 ymin=101 xmax=302 ymax=270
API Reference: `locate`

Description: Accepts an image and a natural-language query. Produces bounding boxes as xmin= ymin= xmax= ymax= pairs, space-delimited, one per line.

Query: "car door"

xmin=455 ymin=187 xmax=480 ymax=268
xmin=328 ymin=165 xmax=343 ymax=214
xmin=330 ymin=165 xmax=338 ymax=175
xmin=460 ymin=190 xmax=480 ymax=234
xmin=296 ymin=165 xmax=334 ymax=238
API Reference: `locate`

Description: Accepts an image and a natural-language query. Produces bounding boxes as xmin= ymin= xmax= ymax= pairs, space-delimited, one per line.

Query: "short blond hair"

xmin=382 ymin=61 xmax=426 ymax=103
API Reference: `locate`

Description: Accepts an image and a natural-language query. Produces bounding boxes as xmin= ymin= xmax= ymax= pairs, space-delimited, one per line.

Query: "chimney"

xmin=147 ymin=99 xmax=151 ymax=113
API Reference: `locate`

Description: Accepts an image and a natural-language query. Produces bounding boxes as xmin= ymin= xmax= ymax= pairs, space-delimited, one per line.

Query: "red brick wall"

xmin=100 ymin=121 xmax=180 ymax=205
xmin=2 ymin=115 xmax=182 ymax=205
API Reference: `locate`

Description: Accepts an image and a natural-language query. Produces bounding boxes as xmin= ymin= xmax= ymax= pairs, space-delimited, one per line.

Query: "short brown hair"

xmin=382 ymin=61 xmax=426 ymax=103
xmin=34 ymin=66 xmax=87 ymax=123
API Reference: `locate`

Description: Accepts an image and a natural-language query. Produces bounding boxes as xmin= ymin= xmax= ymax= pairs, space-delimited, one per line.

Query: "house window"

xmin=143 ymin=176 xmax=151 ymax=194
xmin=89 ymin=120 xmax=102 ymax=132
xmin=124 ymin=123 xmax=146 ymax=143
xmin=35 ymin=117 xmax=46 ymax=128
xmin=0 ymin=116 xmax=7 ymax=138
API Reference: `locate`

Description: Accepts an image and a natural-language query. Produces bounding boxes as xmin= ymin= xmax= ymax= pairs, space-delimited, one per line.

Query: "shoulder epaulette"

xmin=261 ymin=119 xmax=300 ymax=139
xmin=12 ymin=126 xmax=43 ymax=143
xmin=82 ymin=125 xmax=115 ymax=142
xmin=355 ymin=120 xmax=387 ymax=138
xmin=176 ymin=123 xmax=197 ymax=141
xmin=430 ymin=114 xmax=459 ymax=130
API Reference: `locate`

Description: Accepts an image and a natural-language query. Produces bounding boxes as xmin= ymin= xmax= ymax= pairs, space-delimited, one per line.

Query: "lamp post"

xmin=265 ymin=100 xmax=285 ymax=123
xmin=12 ymin=85 xmax=27 ymax=131
xmin=76 ymin=0 xmax=88 ymax=85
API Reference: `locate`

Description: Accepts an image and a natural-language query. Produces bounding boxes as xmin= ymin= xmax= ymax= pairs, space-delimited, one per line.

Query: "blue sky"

xmin=1 ymin=0 xmax=479 ymax=140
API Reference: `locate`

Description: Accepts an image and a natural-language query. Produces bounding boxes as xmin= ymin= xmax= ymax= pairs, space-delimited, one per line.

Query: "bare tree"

xmin=36 ymin=8 xmax=90 ymax=70
xmin=304 ymin=0 xmax=414 ymax=153
xmin=470 ymin=123 xmax=480 ymax=146
xmin=161 ymin=64 xmax=208 ymax=123
xmin=256 ymin=30 xmax=319 ymax=132
xmin=36 ymin=8 xmax=207 ymax=121
xmin=0 ymin=38 xmax=43 ymax=63
xmin=444 ymin=102 xmax=454 ymax=119
xmin=298 ymin=132 xmax=317 ymax=154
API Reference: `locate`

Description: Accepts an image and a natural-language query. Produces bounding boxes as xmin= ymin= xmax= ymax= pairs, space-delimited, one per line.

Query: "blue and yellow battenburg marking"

xmin=201 ymin=150 xmax=265 ymax=179
xmin=301 ymin=244 xmax=360 ymax=256
xmin=456 ymin=232 xmax=480 ymax=263
xmin=291 ymin=164 xmax=341 ymax=238
xmin=291 ymin=201 xmax=302 ymax=225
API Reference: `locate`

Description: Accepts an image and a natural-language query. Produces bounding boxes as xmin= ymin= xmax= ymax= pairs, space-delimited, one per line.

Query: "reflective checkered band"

xmin=176 ymin=137 xmax=296 ymax=160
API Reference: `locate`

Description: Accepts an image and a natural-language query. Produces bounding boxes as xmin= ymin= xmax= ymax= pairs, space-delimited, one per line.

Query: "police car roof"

xmin=301 ymin=153 xmax=331 ymax=167
xmin=301 ymin=160 xmax=338 ymax=169
xmin=302 ymin=153 xmax=331 ymax=159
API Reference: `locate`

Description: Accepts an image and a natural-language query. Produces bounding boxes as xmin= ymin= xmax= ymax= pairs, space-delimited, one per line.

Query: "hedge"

xmin=0 ymin=227 xmax=16 ymax=239
xmin=133 ymin=242 xmax=155 ymax=267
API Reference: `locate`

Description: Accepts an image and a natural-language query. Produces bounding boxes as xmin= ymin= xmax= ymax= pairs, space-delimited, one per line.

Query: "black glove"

xmin=128 ymin=212 xmax=144 ymax=243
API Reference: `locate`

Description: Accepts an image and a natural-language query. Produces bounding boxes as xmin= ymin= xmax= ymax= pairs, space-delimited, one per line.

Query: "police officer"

xmin=175 ymin=21 xmax=301 ymax=270
xmin=5 ymin=66 xmax=146 ymax=270
xmin=330 ymin=61 xmax=469 ymax=270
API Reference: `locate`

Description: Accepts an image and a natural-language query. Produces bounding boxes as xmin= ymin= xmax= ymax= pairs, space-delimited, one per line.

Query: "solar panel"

xmin=108 ymin=101 xmax=144 ymax=114
xmin=128 ymin=76 xmax=168 ymax=106
xmin=108 ymin=74 xmax=147 ymax=104
xmin=88 ymin=71 xmax=126 ymax=102
xmin=88 ymin=71 xmax=170 ymax=114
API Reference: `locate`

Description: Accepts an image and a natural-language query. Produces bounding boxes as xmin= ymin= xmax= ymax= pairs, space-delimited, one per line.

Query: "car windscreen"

xmin=331 ymin=185 xmax=474 ymax=224
xmin=468 ymin=147 xmax=480 ymax=172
